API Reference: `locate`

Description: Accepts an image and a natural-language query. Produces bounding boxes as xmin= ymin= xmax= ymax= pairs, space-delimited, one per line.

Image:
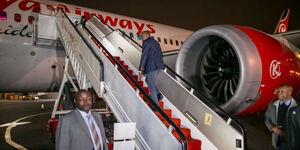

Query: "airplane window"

xmin=137 ymin=34 xmax=141 ymax=40
xmin=130 ymin=32 xmax=134 ymax=38
xmin=0 ymin=11 xmax=7 ymax=21
xmin=164 ymin=38 xmax=167 ymax=44
xmin=170 ymin=39 xmax=173 ymax=45
xmin=28 ymin=16 xmax=35 ymax=24
xmin=175 ymin=40 xmax=179 ymax=46
xmin=158 ymin=37 xmax=161 ymax=43
xmin=14 ymin=13 xmax=21 ymax=22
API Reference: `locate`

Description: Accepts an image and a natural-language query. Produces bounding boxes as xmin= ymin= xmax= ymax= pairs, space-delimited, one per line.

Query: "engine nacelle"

xmin=176 ymin=25 xmax=300 ymax=115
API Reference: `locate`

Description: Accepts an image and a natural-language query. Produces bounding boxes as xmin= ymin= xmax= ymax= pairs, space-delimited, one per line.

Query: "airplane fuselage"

xmin=0 ymin=0 xmax=192 ymax=92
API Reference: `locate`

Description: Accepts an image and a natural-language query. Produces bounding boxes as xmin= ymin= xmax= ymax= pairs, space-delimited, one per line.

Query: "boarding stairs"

xmin=35 ymin=9 xmax=246 ymax=150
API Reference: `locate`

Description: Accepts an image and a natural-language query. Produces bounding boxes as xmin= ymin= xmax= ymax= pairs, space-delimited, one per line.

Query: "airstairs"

xmin=35 ymin=9 xmax=246 ymax=150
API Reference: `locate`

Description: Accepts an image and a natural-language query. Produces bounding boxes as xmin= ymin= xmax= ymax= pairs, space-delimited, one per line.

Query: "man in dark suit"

xmin=138 ymin=31 xmax=165 ymax=104
xmin=287 ymin=101 xmax=300 ymax=150
xmin=56 ymin=89 xmax=108 ymax=150
xmin=265 ymin=85 xmax=297 ymax=150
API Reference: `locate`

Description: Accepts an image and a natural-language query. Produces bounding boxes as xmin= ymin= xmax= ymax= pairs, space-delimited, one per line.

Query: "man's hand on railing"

xmin=138 ymin=71 xmax=144 ymax=80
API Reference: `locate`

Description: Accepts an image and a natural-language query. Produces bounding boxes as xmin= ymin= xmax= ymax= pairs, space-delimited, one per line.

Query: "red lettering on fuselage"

xmin=57 ymin=4 xmax=70 ymax=13
xmin=0 ymin=0 xmax=17 ymax=11
xmin=97 ymin=14 xmax=118 ymax=27
xmin=84 ymin=11 xmax=96 ymax=20
xmin=1 ymin=0 xmax=156 ymax=34
xmin=19 ymin=0 xmax=40 ymax=13
xmin=146 ymin=24 xmax=155 ymax=34
xmin=46 ymin=4 xmax=55 ymax=11
xmin=119 ymin=19 xmax=133 ymax=30
xmin=75 ymin=8 xmax=81 ymax=15
xmin=133 ymin=21 xmax=145 ymax=34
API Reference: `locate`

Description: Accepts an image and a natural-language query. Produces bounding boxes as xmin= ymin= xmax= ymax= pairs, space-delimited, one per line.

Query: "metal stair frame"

xmin=53 ymin=10 xmax=186 ymax=150
xmin=86 ymin=15 xmax=247 ymax=150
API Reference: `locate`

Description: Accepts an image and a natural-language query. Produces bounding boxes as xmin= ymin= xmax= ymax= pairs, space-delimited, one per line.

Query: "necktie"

xmin=87 ymin=115 xmax=101 ymax=150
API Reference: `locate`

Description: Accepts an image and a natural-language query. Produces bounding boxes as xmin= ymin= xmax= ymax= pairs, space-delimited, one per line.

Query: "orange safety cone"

xmin=41 ymin=104 xmax=45 ymax=111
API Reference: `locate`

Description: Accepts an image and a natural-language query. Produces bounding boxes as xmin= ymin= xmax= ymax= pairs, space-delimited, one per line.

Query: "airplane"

xmin=0 ymin=0 xmax=299 ymax=115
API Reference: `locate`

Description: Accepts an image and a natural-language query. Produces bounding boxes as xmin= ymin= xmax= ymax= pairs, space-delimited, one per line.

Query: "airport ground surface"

xmin=0 ymin=100 xmax=273 ymax=150
xmin=0 ymin=100 xmax=55 ymax=150
xmin=237 ymin=113 xmax=273 ymax=150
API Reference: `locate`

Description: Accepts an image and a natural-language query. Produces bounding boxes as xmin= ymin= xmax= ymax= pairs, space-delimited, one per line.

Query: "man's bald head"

xmin=277 ymin=84 xmax=293 ymax=92
xmin=74 ymin=89 xmax=92 ymax=113
xmin=276 ymin=84 xmax=293 ymax=102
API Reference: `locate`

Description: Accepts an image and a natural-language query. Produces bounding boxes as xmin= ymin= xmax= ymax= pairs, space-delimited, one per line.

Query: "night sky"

xmin=55 ymin=0 xmax=300 ymax=34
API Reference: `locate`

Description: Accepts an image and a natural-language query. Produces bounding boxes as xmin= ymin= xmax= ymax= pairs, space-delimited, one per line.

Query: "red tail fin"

xmin=274 ymin=8 xmax=290 ymax=33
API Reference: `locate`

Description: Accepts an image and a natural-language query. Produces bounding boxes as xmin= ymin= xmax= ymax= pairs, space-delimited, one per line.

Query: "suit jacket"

xmin=287 ymin=105 xmax=300 ymax=150
xmin=56 ymin=109 xmax=108 ymax=150
xmin=265 ymin=98 xmax=297 ymax=147
xmin=138 ymin=37 xmax=165 ymax=74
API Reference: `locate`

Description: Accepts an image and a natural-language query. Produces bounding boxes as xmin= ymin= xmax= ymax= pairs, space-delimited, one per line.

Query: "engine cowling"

xmin=176 ymin=25 xmax=300 ymax=115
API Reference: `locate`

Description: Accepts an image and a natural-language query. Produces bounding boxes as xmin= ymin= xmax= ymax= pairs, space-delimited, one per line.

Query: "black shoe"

xmin=157 ymin=93 xmax=164 ymax=101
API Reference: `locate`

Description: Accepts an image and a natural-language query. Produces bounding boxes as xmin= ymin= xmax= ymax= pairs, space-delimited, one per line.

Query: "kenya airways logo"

xmin=269 ymin=60 xmax=281 ymax=79
xmin=278 ymin=23 xmax=287 ymax=33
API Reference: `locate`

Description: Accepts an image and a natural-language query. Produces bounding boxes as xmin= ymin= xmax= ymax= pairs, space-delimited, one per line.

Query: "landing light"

xmin=296 ymin=52 xmax=300 ymax=60
xmin=289 ymin=70 xmax=300 ymax=77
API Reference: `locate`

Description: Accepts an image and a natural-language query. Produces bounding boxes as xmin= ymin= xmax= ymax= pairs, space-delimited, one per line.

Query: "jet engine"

xmin=176 ymin=25 xmax=300 ymax=115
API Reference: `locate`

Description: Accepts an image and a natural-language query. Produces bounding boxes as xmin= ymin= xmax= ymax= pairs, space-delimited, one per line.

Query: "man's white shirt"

xmin=279 ymin=99 xmax=292 ymax=106
xmin=78 ymin=109 xmax=103 ymax=150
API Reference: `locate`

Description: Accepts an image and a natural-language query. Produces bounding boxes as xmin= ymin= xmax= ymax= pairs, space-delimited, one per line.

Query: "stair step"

xmin=137 ymin=81 xmax=143 ymax=87
xmin=126 ymin=79 xmax=136 ymax=90
xmin=137 ymin=88 xmax=149 ymax=98
xmin=127 ymin=69 xmax=133 ymax=75
xmin=108 ymin=57 xmax=115 ymax=65
xmin=154 ymin=112 xmax=164 ymax=120
xmin=114 ymin=56 xmax=120 ymax=61
xmin=158 ymin=101 xmax=164 ymax=109
xmin=139 ymin=93 xmax=145 ymax=100
xmin=132 ymin=75 xmax=138 ymax=81
xmin=123 ymin=65 xmax=128 ymax=70
xmin=143 ymin=87 xmax=149 ymax=94
xmin=162 ymin=118 xmax=181 ymax=128
xmin=187 ymin=139 xmax=202 ymax=150
xmin=145 ymin=101 xmax=152 ymax=107
xmin=154 ymin=109 xmax=172 ymax=120
xmin=172 ymin=128 xmax=191 ymax=140
xmin=119 ymin=60 xmax=124 ymax=65
xmin=163 ymin=109 xmax=172 ymax=118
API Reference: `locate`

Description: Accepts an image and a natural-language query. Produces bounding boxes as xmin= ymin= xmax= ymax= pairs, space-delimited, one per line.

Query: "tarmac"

xmin=0 ymin=100 xmax=55 ymax=150
xmin=0 ymin=99 xmax=273 ymax=150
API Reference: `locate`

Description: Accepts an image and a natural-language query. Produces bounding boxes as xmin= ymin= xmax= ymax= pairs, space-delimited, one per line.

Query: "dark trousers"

xmin=275 ymin=136 xmax=289 ymax=150
xmin=145 ymin=70 xmax=161 ymax=104
xmin=274 ymin=143 xmax=288 ymax=150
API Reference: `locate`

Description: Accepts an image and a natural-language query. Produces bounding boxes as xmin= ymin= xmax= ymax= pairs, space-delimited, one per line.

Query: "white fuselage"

xmin=0 ymin=0 xmax=192 ymax=92
xmin=0 ymin=0 xmax=297 ymax=92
